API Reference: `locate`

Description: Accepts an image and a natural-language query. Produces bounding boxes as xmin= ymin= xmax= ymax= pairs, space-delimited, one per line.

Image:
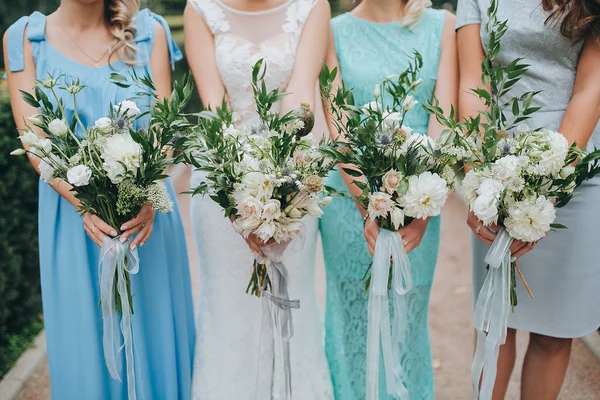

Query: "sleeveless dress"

xmin=6 ymin=10 xmax=195 ymax=399
xmin=456 ymin=0 xmax=600 ymax=339
xmin=320 ymin=9 xmax=447 ymax=400
xmin=186 ymin=0 xmax=334 ymax=398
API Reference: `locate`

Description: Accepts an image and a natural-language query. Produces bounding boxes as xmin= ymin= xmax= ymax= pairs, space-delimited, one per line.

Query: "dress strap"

xmin=6 ymin=11 xmax=47 ymax=72
xmin=187 ymin=0 xmax=230 ymax=35
xmin=282 ymin=0 xmax=318 ymax=43
xmin=134 ymin=8 xmax=183 ymax=70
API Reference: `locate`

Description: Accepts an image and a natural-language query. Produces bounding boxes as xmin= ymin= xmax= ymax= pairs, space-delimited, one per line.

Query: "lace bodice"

xmin=188 ymin=0 xmax=318 ymax=126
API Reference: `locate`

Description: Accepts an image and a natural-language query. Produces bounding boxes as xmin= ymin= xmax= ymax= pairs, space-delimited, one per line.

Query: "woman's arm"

xmin=558 ymin=38 xmax=600 ymax=148
xmin=3 ymin=28 xmax=117 ymax=245
xmin=183 ymin=4 xmax=226 ymax=109
xmin=428 ymin=12 xmax=458 ymax=139
xmin=457 ymin=24 xmax=487 ymax=124
xmin=280 ymin=0 xmax=330 ymax=113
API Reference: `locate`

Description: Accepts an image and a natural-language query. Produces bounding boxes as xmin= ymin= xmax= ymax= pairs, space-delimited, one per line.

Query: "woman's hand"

xmin=120 ymin=205 xmax=156 ymax=250
xmin=244 ymin=234 xmax=275 ymax=256
xmin=467 ymin=211 xmax=539 ymax=259
xmin=83 ymin=214 xmax=118 ymax=247
xmin=364 ymin=217 xmax=431 ymax=256
xmin=398 ymin=218 xmax=430 ymax=254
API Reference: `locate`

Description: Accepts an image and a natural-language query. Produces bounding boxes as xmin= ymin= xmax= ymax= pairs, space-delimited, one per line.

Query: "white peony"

xmin=115 ymin=100 xmax=141 ymax=118
xmin=390 ymin=207 xmax=405 ymax=229
xmin=67 ymin=165 xmax=92 ymax=187
xmin=262 ymin=200 xmax=282 ymax=221
xmin=477 ymin=178 xmax=505 ymax=198
xmin=48 ymin=119 xmax=68 ymax=137
xmin=526 ymin=130 xmax=569 ymax=176
xmin=504 ymin=196 xmax=556 ymax=242
xmin=38 ymin=154 xmax=61 ymax=184
xmin=94 ymin=117 xmax=113 ymax=134
xmin=492 ymin=155 xmax=523 ymax=182
xmin=382 ymin=170 xmax=403 ymax=194
xmin=238 ymin=197 xmax=263 ymax=219
xmin=20 ymin=130 xmax=41 ymax=147
xmin=100 ymin=133 xmax=142 ymax=184
xmin=472 ymin=194 xmax=499 ymax=226
xmin=401 ymin=95 xmax=418 ymax=111
xmin=402 ymin=172 xmax=448 ymax=219
xmin=234 ymin=171 xmax=274 ymax=203
xmin=368 ymin=192 xmax=394 ymax=219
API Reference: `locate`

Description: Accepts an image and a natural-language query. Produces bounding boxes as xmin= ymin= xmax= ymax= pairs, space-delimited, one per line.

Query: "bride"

xmin=183 ymin=0 xmax=334 ymax=398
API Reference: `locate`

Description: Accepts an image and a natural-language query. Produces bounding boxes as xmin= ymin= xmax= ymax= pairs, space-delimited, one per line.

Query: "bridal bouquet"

xmin=425 ymin=1 xmax=600 ymax=399
xmin=320 ymin=54 xmax=454 ymax=400
xmin=179 ymin=59 xmax=335 ymax=399
xmin=12 ymin=73 xmax=194 ymax=400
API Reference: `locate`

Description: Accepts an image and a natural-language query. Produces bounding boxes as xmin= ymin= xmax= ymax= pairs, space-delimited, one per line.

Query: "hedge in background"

xmin=0 ymin=92 xmax=43 ymax=378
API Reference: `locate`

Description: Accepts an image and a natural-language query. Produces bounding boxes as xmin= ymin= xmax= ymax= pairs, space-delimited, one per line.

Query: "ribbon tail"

xmin=99 ymin=239 xmax=122 ymax=382
xmin=472 ymin=228 xmax=513 ymax=400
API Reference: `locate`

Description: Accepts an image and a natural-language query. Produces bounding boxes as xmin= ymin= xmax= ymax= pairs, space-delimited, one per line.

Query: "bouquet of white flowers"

xmin=178 ymin=59 xmax=335 ymax=400
xmin=425 ymin=1 xmax=600 ymax=399
xmin=12 ymin=73 xmax=194 ymax=399
xmin=320 ymin=54 xmax=454 ymax=400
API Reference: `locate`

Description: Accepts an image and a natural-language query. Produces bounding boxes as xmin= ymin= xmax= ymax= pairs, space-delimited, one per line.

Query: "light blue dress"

xmin=320 ymin=9 xmax=447 ymax=400
xmin=6 ymin=10 xmax=195 ymax=399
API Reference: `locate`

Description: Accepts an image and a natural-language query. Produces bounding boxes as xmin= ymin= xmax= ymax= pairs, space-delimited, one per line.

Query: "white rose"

xmin=382 ymin=170 xmax=403 ymax=194
xmin=383 ymin=111 xmax=402 ymax=128
xmin=20 ymin=130 xmax=41 ymax=147
xmin=67 ymin=165 xmax=92 ymax=187
xmin=401 ymin=133 xmax=435 ymax=154
xmin=402 ymin=172 xmax=448 ymax=219
xmin=262 ymin=200 xmax=282 ymax=221
xmin=94 ymin=117 xmax=113 ymax=133
xmin=401 ymin=95 xmax=418 ymax=111
xmin=472 ymin=194 xmax=499 ymax=226
xmin=115 ymin=100 xmax=141 ymax=118
xmin=233 ymin=216 xmax=262 ymax=236
xmin=368 ymin=191 xmax=395 ymax=219
xmin=476 ymin=178 xmax=505 ymax=198
xmin=390 ymin=207 xmax=405 ymax=230
xmin=38 ymin=154 xmax=61 ymax=184
xmin=559 ymin=165 xmax=575 ymax=179
xmin=363 ymin=101 xmax=379 ymax=113
xmin=238 ymin=197 xmax=263 ymax=219
xmin=462 ymin=171 xmax=483 ymax=205
xmin=35 ymin=138 xmax=53 ymax=154
xmin=100 ymin=133 xmax=142 ymax=184
xmin=48 ymin=119 xmax=68 ymax=137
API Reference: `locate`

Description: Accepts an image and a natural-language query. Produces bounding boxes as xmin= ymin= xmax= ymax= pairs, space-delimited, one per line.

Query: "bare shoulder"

xmin=443 ymin=10 xmax=457 ymax=33
xmin=312 ymin=0 xmax=332 ymax=19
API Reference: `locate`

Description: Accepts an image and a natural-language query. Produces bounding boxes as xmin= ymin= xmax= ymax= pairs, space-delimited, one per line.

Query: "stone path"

xmin=14 ymin=166 xmax=600 ymax=399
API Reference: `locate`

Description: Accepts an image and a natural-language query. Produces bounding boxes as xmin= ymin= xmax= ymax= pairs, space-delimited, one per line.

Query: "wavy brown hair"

xmin=105 ymin=0 xmax=140 ymax=65
xmin=542 ymin=0 xmax=600 ymax=42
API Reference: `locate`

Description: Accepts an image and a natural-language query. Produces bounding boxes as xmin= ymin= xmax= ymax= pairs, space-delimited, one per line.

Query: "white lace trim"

xmin=188 ymin=0 xmax=230 ymax=33
xmin=283 ymin=0 xmax=317 ymax=42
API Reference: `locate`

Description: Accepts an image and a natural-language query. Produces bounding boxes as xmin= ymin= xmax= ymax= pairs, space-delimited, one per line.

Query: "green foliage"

xmin=0 ymin=92 xmax=43 ymax=378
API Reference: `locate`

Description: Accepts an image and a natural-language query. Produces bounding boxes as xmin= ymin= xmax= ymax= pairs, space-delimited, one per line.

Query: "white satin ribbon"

xmin=99 ymin=236 xmax=140 ymax=400
xmin=255 ymin=242 xmax=300 ymax=400
xmin=366 ymin=229 xmax=411 ymax=400
xmin=472 ymin=227 xmax=513 ymax=400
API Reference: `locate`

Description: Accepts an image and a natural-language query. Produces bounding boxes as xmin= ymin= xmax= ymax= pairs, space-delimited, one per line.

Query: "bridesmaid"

xmin=4 ymin=1 xmax=194 ymax=398
xmin=320 ymin=0 xmax=457 ymax=398
xmin=457 ymin=0 xmax=600 ymax=398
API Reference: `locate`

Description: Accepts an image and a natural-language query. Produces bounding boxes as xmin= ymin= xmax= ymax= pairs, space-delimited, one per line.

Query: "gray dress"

xmin=456 ymin=0 xmax=600 ymax=338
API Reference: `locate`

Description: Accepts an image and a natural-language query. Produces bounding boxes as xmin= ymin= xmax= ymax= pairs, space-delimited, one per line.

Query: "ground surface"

xmin=15 ymin=167 xmax=600 ymax=400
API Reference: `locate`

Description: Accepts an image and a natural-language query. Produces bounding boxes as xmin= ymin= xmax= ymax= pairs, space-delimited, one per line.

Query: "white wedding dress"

xmin=187 ymin=0 xmax=333 ymax=398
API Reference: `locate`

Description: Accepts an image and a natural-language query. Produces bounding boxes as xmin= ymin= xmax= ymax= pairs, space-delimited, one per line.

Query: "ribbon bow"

xmin=366 ymin=229 xmax=412 ymax=400
xmin=99 ymin=236 xmax=140 ymax=400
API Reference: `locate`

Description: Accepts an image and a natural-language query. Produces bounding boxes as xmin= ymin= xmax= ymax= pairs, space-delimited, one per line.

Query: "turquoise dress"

xmin=6 ymin=10 xmax=195 ymax=400
xmin=320 ymin=9 xmax=446 ymax=400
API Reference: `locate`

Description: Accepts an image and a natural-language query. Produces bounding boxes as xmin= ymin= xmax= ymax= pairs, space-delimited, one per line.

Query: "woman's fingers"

xmin=84 ymin=225 xmax=102 ymax=247
xmin=130 ymin=223 xmax=153 ymax=249
xmin=92 ymin=215 xmax=117 ymax=237
xmin=510 ymin=240 xmax=527 ymax=254
xmin=513 ymin=241 xmax=537 ymax=259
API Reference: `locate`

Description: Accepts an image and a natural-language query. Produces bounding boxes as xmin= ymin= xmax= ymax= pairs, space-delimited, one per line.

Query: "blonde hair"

xmin=401 ymin=0 xmax=432 ymax=29
xmin=105 ymin=0 xmax=140 ymax=65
